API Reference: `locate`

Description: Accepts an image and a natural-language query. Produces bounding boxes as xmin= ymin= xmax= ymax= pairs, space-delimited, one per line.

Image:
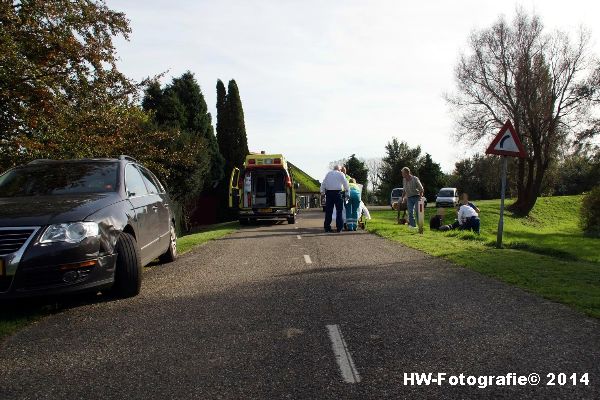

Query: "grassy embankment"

xmin=177 ymin=221 xmax=239 ymax=254
xmin=0 ymin=221 xmax=239 ymax=339
xmin=367 ymin=195 xmax=600 ymax=317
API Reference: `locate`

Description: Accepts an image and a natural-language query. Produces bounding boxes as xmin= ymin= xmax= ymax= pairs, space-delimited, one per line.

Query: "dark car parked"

xmin=0 ymin=156 xmax=177 ymax=299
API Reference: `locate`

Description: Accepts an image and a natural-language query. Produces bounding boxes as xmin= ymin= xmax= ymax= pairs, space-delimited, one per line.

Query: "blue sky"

xmin=110 ymin=0 xmax=600 ymax=181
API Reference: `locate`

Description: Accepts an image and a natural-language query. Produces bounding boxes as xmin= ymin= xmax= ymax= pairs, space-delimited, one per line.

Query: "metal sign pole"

xmin=497 ymin=156 xmax=507 ymax=248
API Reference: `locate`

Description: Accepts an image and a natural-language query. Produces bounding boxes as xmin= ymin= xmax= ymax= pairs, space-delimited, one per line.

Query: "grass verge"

xmin=367 ymin=196 xmax=600 ymax=318
xmin=177 ymin=221 xmax=239 ymax=255
xmin=0 ymin=221 xmax=239 ymax=340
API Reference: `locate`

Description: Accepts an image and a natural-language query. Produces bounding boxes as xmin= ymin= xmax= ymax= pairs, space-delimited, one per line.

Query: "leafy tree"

xmin=114 ymin=120 xmax=210 ymax=209
xmin=417 ymin=153 xmax=444 ymax=201
xmin=449 ymin=154 xmax=508 ymax=200
xmin=553 ymin=148 xmax=600 ymax=195
xmin=345 ymin=154 xmax=368 ymax=184
xmin=344 ymin=154 xmax=368 ymax=200
xmin=142 ymin=72 xmax=224 ymax=190
xmin=446 ymin=9 xmax=600 ymax=215
xmin=166 ymin=72 xmax=224 ymax=186
xmin=141 ymin=81 xmax=163 ymax=115
xmin=581 ymin=186 xmax=600 ymax=237
xmin=0 ymin=0 xmax=143 ymax=170
xmin=377 ymin=138 xmax=422 ymax=200
xmin=142 ymin=73 xmax=224 ymax=230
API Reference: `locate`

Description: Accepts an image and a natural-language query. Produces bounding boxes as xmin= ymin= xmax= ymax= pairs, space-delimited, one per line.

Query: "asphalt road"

xmin=1 ymin=210 xmax=599 ymax=399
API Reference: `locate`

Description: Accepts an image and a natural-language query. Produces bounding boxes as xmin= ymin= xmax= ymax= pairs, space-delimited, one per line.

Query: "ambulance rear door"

xmin=228 ymin=167 xmax=241 ymax=208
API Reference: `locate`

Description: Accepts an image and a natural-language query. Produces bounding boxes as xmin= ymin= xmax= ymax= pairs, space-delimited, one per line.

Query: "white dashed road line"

xmin=303 ymin=254 xmax=312 ymax=264
xmin=326 ymin=324 xmax=361 ymax=384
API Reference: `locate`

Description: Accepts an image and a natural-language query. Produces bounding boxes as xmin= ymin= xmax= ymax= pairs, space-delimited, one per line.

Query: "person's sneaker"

xmin=408 ymin=226 xmax=417 ymax=230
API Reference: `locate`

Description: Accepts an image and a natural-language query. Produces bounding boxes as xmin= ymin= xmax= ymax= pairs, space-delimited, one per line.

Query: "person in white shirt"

xmin=457 ymin=203 xmax=481 ymax=234
xmin=358 ymin=201 xmax=371 ymax=220
xmin=320 ymin=166 xmax=350 ymax=232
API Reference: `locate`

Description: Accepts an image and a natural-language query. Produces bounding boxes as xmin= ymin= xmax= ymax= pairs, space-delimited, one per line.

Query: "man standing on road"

xmin=321 ymin=165 xmax=350 ymax=232
xmin=401 ymin=167 xmax=424 ymax=229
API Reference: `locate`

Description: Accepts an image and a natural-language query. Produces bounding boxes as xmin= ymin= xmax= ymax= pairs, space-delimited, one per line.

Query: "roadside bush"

xmin=580 ymin=186 xmax=600 ymax=237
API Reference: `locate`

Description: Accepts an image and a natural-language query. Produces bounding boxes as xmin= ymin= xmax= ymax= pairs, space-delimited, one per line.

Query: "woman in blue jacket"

xmin=345 ymin=178 xmax=362 ymax=231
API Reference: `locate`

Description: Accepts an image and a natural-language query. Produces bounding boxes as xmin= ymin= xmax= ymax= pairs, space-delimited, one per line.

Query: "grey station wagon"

xmin=0 ymin=156 xmax=177 ymax=299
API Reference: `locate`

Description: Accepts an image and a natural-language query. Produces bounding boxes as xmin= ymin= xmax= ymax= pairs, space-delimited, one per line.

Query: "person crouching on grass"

xmin=456 ymin=202 xmax=481 ymax=234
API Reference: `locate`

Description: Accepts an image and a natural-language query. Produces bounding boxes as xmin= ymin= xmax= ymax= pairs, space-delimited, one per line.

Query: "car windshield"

xmin=438 ymin=189 xmax=455 ymax=197
xmin=391 ymin=188 xmax=402 ymax=197
xmin=0 ymin=162 xmax=118 ymax=197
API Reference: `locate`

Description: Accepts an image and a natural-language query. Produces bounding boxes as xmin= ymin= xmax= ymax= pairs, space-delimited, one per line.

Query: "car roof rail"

xmin=27 ymin=159 xmax=54 ymax=164
xmin=119 ymin=155 xmax=138 ymax=163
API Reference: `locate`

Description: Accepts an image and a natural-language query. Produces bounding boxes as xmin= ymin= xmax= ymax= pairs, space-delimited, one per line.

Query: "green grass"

xmin=288 ymin=162 xmax=321 ymax=193
xmin=0 ymin=306 xmax=47 ymax=339
xmin=177 ymin=221 xmax=239 ymax=254
xmin=367 ymin=195 xmax=600 ymax=318
xmin=0 ymin=221 xmax=239 ymax=340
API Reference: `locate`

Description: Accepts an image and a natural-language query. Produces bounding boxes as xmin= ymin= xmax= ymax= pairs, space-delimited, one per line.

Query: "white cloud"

xmin=111 ymin=0 xmax=600 ymax=182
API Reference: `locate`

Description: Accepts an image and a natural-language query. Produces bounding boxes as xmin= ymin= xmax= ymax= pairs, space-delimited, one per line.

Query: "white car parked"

xmin=435 ymin=187 xmax=459 ymax=208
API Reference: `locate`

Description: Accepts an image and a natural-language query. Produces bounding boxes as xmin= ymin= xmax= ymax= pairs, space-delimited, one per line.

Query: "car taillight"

xmin=285 ymin=176 xmax=292 ymax=187
xmin=274 ymin=158 xmax=281 ymax=164
xmin=248 ymin=159 xmax=256 ymax=165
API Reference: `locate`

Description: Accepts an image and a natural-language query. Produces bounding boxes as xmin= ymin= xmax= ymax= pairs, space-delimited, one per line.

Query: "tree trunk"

xmin=508 ymin=156 xmax=545 ymax=216
xmin=510 ymin=157 xmax=527 ymax=211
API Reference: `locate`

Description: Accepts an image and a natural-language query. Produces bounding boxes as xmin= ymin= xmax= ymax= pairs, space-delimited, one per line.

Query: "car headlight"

xmin=40 ymin=222 xmax=99 ymax=244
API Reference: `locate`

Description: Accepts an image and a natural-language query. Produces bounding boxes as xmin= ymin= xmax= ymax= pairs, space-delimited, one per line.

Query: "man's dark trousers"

xmin=324 ymin=190 xmax=344 ymax=232
xmin=463 ymin=216 xmax=481 ymax=234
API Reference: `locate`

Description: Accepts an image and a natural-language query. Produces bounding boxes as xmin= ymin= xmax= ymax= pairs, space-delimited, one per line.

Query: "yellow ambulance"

xmin=229 ymin=152 xmax=299 ymax=224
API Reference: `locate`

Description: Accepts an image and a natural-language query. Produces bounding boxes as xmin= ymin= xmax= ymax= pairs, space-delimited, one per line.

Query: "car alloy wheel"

xmin=159 ymin=222 xmax=177 ymax=263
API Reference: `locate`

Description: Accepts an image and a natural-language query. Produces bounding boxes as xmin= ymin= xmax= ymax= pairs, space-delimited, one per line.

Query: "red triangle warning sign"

xmin=485 ymin=120 xmax=527 ymax=158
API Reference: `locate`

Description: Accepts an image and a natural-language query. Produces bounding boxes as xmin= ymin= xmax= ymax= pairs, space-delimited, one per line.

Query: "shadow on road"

xmin=2 ymin=254 xmax=598 ymax=399
xmin=0 ymin=291 xmax=121 ymax=340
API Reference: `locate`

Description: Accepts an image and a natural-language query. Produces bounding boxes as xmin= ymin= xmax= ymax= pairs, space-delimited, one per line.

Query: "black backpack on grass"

xmin=429 ymin=215 xmax=443 ymax=230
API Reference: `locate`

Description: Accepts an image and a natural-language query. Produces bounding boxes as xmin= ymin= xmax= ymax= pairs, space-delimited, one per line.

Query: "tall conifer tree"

xmin=216 ymin=79 xmax=229 ymax=170
xmin=226 ymin=80 xmax=249 ymax=169
xmin=216 ymin=79 xmax=249 ymax=175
